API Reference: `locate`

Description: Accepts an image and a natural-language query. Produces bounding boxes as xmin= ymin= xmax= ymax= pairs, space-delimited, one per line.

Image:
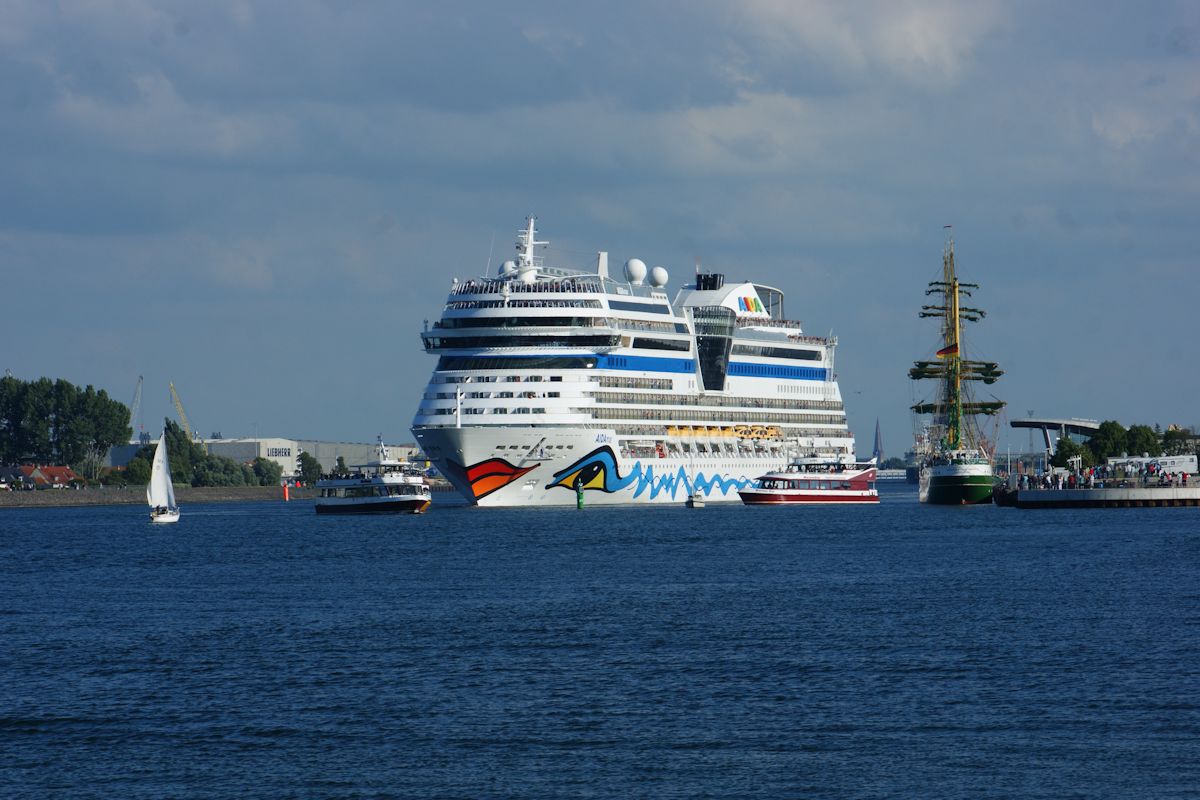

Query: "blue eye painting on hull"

xmin=545 ymin=446 xmax=634 ymax=493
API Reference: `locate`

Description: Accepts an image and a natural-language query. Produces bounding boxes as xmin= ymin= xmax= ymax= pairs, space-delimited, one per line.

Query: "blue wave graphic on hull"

xmin=547 ymin=446 xmax=753 ymax=501
xmin=628 ymin=464 xmax=752 ymax=500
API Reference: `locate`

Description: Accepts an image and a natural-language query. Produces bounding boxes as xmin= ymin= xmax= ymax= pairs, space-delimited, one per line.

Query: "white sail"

xmin=147 ymin=432 xmax=176 ymax=509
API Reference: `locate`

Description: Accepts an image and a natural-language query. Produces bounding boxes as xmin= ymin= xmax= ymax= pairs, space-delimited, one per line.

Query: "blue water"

xmin=2 ymin=485 xmax=1198 ymax=798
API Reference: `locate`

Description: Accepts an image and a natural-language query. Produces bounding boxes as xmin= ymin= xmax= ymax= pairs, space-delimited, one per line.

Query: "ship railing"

xmin=450 ymin=277 xmax=670 ymax=299
xmin=451 ymin=278 xmax=605 ymax=296
xmin=432 ymin=317 xmax=676 ymax=333
xmin=736 ymin=317 xmax=804 ymax=329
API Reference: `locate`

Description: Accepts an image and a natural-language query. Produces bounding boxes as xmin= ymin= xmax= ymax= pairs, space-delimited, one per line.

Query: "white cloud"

xmin=53 ymin=71 xmax=295 ymax=158
xmin=1085 ymin=62 xmax=1200 ymax=148
xmin=213 ymin=239 xmax=275 ymax=290
xmin=736 ymin=0 xmax=1008 ymax=88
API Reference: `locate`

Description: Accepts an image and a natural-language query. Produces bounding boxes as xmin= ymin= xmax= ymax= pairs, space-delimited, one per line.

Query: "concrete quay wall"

xmin=1016 ymin=487 xmax=1200 ymax=509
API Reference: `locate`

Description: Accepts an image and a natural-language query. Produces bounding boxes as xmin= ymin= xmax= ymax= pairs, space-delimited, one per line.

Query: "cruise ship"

xmin=410 ymin=216 xmax=858 ymax=507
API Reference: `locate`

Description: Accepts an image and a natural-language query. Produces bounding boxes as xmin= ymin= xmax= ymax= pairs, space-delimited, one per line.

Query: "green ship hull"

xmin=922 ymin=471 xmax=995 ymax=505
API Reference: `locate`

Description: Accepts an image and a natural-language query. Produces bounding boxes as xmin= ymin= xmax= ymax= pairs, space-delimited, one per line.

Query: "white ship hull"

xmin=413 ymin=425 xmax=792 ymax=506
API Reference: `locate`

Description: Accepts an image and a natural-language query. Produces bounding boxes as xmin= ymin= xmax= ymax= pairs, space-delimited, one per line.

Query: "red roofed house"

xmin=20 ymin=465 xmax=85 ymax=488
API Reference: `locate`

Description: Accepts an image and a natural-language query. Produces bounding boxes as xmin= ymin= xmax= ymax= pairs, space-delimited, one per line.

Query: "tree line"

xmin=1052 ymin=420 xmax=1193 ymax=468
xmin=124 ymin=419 xmax=283 ymax=487
xmin=0 ymin=375 xmax=131 ymax=478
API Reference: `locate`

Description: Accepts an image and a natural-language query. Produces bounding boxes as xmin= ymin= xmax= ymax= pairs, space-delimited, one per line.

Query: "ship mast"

xmin=944 ymin=234 xmax=963 ymax=450
xmin=909 ymin=228 xmax=1005 ymax=453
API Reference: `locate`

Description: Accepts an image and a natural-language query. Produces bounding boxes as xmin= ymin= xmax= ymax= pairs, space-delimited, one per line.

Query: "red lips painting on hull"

xmin=448 ymin=458 xmax=537 ymax=500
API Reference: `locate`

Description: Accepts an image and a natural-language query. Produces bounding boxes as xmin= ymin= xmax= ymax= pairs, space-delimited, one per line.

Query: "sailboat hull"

xmin=150 ymin=509 xmax=181 ymax=524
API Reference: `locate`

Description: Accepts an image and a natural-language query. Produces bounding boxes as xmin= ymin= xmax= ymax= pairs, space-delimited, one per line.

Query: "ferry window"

xmin=550 ymin=376 xmax=562 ymax=381
xmin=532 ymin=408 xmax=546 ymax=414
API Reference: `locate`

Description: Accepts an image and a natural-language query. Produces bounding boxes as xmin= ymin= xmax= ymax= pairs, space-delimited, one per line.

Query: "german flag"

xmin=935 ymin=343 xmax=959 ymax=358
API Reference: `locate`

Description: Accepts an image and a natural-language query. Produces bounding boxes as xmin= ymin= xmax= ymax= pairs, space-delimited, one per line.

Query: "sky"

xmin=3 ymin=0 xmax=1197 ymax=455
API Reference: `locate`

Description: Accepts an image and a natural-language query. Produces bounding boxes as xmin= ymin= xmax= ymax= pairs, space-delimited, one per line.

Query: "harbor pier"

xmin=1014 ymin=486 xmax=1200 ymax=509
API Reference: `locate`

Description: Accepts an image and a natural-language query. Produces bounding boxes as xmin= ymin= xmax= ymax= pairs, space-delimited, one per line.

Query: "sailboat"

xmin=909 ymin=229 xmax=1005 ymax=504
xmin=147 ymin=431 xmax=181 ymax=523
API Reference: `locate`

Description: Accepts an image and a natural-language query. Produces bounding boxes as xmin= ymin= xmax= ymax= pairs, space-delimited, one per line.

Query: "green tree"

xmin=1087 ymin=420 xmax=1128 ymax=461
xmin=1162 ymin=427 xmax=1196 ymax=456
xmin=160 ymin=418 xmax=205 ymax=484
xmin=252 ymin=457 xmax=283 ymax=486
xmin=16 ymin=377 xmax=54 ymax=461
xmin=191 ymin=453 xmax=251 ymax=487
xmin=125 ymin=456 xmax=151 ymax=484
xmin=50 ymin=378 xmax=81 ymax=464
xmin=0 ymin=376 xmax=130 ymax=469
xmin=333 ymin=456 xmax=350 ymax=477
xmin=0 ymin=374 xmax=19 ymax=463
xmin=70 ymin=385 xmax=131 ymax=479
xmin=297 ymin=451 xmax=321 ymax=485
xmin=1126 ymin=424 xmax=1162 ymax=458
xmin=1052 ymin=437 xmax=1095 ymax=468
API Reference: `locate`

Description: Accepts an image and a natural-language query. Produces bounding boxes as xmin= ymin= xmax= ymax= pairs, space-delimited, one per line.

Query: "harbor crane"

xmin=129 ymin=375 xmax=148 ymax=444
xmin=169 ymin=382 xmax=208 ymax=454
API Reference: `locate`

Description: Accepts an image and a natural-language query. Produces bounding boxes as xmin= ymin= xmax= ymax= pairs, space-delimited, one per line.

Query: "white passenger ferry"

xmin=738 ymin=457 xmax=879 ymax=505
xmin=410 ymin=216 xmax=859 ymax=507
xmin=314 ymin=438 xmax=432 ymax=515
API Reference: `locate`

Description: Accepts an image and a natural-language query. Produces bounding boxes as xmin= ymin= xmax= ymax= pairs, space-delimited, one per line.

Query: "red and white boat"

xmin=738 ymin=457 xmax=879 ymax=505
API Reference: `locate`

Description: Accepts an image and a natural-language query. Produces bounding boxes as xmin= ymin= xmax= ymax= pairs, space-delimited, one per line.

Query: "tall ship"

xmin=908 ymin=230 xmax=1005 ymax=504
xmin=410 ymin=216 xmax=858 ymax=507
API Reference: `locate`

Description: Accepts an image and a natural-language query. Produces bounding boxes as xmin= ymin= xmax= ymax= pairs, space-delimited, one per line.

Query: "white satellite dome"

xmin=624 ymin=258 xmax=647 ymax=285
xmin=649 ymin=266 xmax=669 ymax=288
xmin=500 ymin=259 xmax=517 ymax=276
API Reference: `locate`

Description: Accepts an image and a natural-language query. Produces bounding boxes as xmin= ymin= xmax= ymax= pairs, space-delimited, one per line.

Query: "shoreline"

xmin=0 ymin=485 xmax=315 ymax=510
